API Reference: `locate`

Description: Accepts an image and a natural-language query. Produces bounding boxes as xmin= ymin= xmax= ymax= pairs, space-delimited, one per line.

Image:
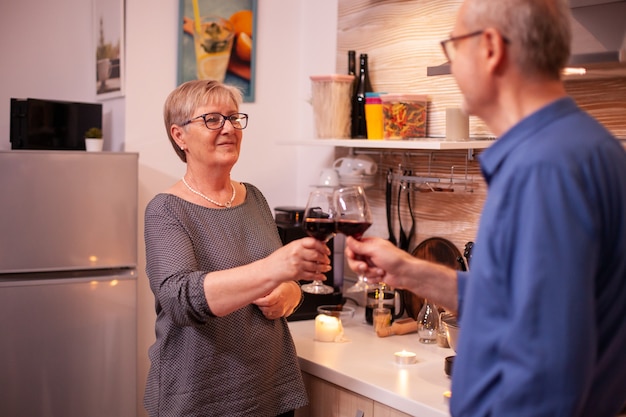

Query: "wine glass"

xmin=334 ymin=186 xmax=374 ymax=293
xmin=301 ymin=189 xmax=337 ymax=295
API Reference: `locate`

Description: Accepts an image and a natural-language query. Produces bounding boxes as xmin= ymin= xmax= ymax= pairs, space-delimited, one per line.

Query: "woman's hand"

xmin=265 ymin=237 xmax=332 ymax=284
xmin=253 ymin=281 xmax=302 ymax=319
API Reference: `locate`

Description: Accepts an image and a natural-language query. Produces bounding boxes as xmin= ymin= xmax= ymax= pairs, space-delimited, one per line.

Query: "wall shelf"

xmin=281 ymin=138 xmax=495 ymax=150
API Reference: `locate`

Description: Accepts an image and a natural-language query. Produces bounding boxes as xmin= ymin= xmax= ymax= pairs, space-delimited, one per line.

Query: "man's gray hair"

xmin=463 ymin=0 xmax=571 ymax=78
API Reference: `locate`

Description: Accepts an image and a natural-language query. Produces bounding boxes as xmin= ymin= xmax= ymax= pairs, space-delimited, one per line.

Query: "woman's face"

xmin=175 ymin=100 xmax=243 ymax=171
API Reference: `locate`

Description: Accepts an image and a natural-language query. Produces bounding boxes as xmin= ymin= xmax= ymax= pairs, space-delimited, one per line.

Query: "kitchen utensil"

xmin=375 ymin=317 xmax=418 ymax=338
xmin=444 ymin=356 xmax=455 ymax=377
xmin=317 ymin=304 xmax=355 ymax=325
xmin=385 ymin=168 xmax=397 ymax=246
xmin=441 ymin=312 xmax=459 ymax=377
xmin=437 ymin=311 xmax=450 ymax=347
xmin=402 ymin=237 xmax=464 ymax=320
xmin=318 ymin=168 xmax=339 ymax=187
xmin=404 ymin=169 xmax=416 ymax=251
xmin=365 ymin=284 xmax=405 ymax=324
xmin=440 ymin=312 xmax=459 ymax=352
xmin=464 ymin=241 xmax=474 ymax=269
xmin=338 ymin=172 xmax=376 ymax=189
xmin=333 ymin=154 xmax=378 ymax=176
xmin=397 ymin=172 xmax=408 ymax=250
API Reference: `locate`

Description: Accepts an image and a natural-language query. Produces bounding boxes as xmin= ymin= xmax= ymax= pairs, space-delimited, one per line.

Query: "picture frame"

xmin=177 ymin=0 xmax=257 ymax=102
xmin=94 ymin=0 xmax=124 ymax=100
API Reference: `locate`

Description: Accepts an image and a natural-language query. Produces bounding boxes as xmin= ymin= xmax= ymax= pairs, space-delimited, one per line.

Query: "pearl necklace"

xmin=182 ymin=177 xmax=236 ymax=208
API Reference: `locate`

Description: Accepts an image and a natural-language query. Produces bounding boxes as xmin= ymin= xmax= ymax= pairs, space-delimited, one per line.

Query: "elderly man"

xmin=345 ymin=0 xmax=626 ymax=415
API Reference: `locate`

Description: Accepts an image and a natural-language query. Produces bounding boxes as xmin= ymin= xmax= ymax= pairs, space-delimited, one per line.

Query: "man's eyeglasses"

xmin=440 ymin=30 xmax=510 ymax=62
xmin=440 ymin=30 xmax=484 ymax=62
xmin=182 ymin=112 xmax=249 ymax=130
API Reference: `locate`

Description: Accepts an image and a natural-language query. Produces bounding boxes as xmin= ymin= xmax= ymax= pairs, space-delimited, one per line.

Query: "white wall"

xmin=0 ymin=0 xmax=126 ymax=151
xmin=1 ymin=0 xmax=338 ymax=415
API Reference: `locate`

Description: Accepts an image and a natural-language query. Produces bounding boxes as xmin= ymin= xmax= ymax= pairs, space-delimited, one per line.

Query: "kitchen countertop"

xmin=288 ymin=306 xmax=452 ymax=417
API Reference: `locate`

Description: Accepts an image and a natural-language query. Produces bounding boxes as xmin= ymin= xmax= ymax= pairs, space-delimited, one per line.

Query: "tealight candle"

xmin=394 ymin=350 xmax=417 ymax=365
xmin=315 ymin=314 xmax=343 ymax=342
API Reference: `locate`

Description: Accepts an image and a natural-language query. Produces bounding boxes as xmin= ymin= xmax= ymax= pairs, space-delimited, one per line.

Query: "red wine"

xmin=304 ymin=218 xmax=336 ymax=241
xmin=336 ymin=220 xmax=371 ymax=239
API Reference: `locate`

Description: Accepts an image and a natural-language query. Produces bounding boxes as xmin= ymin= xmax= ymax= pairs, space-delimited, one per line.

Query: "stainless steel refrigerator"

xmin=0 ymin=150 xmax=138 ymax=417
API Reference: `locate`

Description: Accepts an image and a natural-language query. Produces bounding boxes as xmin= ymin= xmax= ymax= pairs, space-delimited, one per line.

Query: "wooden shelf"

xmin=281 ymin=138 xmax=495 ymax=150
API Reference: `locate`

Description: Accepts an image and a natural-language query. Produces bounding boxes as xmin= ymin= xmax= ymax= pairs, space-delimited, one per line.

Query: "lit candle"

xmin=394 ymin=350 xmax=417 ymax=365
xmin=315 ymin=314 xmax=343 ymax=342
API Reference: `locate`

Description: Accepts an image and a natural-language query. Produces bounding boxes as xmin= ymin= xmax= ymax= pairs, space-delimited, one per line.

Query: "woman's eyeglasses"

xmin=182 ymin=113 xmax=248 ymax=130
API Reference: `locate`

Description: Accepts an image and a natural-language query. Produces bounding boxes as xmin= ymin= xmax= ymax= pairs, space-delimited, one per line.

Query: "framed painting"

xmin=177 ymin=0 xmax=257 ymax=102
xmin=93 ymin=0 xmax=124 ymax=100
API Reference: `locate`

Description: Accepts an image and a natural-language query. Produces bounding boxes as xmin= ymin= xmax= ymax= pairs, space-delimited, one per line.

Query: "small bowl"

xmin=317 ymin=305 xmax=355 ymax=324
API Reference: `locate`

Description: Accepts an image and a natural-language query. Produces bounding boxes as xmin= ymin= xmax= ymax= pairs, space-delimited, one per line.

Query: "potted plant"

xmin=84 ymin=127 xmax=104 ymax=152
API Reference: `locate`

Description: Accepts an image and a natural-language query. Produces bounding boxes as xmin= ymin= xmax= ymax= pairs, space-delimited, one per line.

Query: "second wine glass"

xmin=334 ymin=186 xmax=373 ymax=293
xmin=301 ymin=189 xmax=336 ymax=295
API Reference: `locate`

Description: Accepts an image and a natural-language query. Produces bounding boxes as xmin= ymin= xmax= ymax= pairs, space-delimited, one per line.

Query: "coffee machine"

xmin=274 ymin=206 xmax=343 ymax=321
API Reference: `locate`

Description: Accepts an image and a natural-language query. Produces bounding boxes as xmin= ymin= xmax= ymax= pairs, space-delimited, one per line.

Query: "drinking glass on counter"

xmin=301 ymin=189 xmax=337 ymax=294
xmin=334 ymin=186 xmax=374 ymax=293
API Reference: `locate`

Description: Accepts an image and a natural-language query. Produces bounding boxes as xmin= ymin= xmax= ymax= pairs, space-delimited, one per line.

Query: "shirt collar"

xmin=479 ymin=97 xmax=578 ymax=183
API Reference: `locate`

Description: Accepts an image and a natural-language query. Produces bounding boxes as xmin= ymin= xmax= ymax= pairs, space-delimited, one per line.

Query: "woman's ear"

xmin=171 ymin=124 xmax=186 ymax=150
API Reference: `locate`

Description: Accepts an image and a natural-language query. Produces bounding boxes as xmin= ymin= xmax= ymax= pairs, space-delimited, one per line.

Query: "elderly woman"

xmin=144 ymin=80 xmax=330 ymax=417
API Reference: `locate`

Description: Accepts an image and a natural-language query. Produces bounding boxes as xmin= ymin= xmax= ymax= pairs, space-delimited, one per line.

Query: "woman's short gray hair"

xmin=463 ymin=0 xmax=571 ymax=79
xmin=163 ymin=80 xmax=243 ymax=162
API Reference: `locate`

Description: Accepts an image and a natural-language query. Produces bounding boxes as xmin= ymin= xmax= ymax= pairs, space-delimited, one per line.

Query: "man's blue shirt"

xmin=451 ymin=97 xmax=626 ymax=416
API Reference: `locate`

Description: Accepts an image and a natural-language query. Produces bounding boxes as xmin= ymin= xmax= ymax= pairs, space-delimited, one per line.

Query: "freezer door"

xmin=0 ymin=272 xmax=137 ymax=417
xmin=0 ymin=151 xmax=138 ymax=273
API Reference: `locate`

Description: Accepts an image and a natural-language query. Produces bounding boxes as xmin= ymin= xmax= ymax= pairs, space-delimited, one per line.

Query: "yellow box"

xmin=381 ymin=94 xmax=428 ymax=140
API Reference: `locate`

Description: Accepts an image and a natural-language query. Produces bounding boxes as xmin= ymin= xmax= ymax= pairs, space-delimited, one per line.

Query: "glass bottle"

xmin=348 ymin=50 xmax=357 ymax=139
xmin=417 ymin=299 xmax=438 ymax=344
xmin=351 ymin=53 xmax=373 ymax=138
xmin=347 ymin=50 xmax=356 ymax=76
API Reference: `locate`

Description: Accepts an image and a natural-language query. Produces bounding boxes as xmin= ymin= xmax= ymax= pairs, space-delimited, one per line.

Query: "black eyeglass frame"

xmin=182 ymin=112 xmax=249 ymax=130
xmin=440 ymin=30 xmax=484 ymax=62
xmin=440 ymin=30 xmax=510 ymax=62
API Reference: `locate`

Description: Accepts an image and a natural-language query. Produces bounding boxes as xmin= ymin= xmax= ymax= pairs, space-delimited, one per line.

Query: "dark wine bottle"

xmin=348 ymin=50 xmax=356 ymax=76
xmin=348 ymin=50 xmax=357 ymax=139
xmin=351 ymin=53 xmax=373 ymax=139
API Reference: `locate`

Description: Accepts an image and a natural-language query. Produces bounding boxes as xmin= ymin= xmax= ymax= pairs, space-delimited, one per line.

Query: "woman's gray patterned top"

xmin=143 ymin=183 xmax=307 ymax=417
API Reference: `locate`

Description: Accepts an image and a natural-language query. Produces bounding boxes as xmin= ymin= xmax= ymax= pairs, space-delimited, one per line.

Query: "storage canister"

xmin=310 ymin=74 xmax=355 ymax=139
xmin=365 ymin=92 xmax=383 ymax=140
xmin=381 ymin=94 xmax=428 ymax=140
